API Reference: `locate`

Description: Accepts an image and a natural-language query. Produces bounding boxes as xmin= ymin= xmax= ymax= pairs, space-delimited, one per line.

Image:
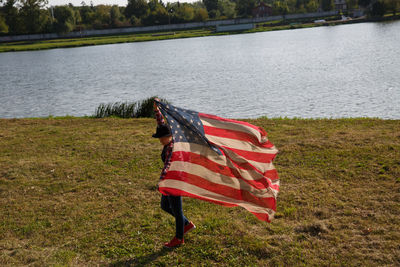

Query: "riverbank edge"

xmin=1 ymin=115 xmax=399 ymax=122
xmin=1 ymin=14 xmax=399 ymax=53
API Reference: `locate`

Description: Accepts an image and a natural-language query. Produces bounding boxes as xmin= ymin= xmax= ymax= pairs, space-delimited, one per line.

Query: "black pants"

xmin=161 ymin=195 xmax=189 ymax=239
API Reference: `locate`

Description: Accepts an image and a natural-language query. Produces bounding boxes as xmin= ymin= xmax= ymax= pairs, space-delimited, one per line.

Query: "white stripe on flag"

xmin=205 ymin=134 xmax=278 ymax=156
xmin=173 ymin=142 xmax=277 ymax=177
xmin=168 ymin=161 xmax=278 ymax=199
xmin=159 ymin=179 xmax=275 ymax=216
xmin=201 ymin=117 xmax=268 ymax=143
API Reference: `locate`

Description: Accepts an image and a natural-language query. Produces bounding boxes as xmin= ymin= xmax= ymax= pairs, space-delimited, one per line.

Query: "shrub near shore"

xmin=0 ymin=117 xmax=399 ymax=265
xmin=94 ymin=96 xmax=168 ymax=118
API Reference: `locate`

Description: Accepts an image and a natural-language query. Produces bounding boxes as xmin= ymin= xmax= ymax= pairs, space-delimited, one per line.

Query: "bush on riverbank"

xmin=94 ymin=96 xmax=168 ymax=118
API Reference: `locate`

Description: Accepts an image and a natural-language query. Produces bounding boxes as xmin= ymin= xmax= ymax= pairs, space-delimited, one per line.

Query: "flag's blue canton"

xmin=157 ymin=101 xmax=222 ymax=154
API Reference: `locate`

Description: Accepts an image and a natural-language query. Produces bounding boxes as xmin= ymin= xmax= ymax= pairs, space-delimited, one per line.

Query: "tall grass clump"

xmin=94 ymin=96 xmax=168 ymax=118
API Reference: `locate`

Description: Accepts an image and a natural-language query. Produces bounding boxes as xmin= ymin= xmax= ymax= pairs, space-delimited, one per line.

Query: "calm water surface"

xmin=1 ymin=21 xmax=400 ymax=119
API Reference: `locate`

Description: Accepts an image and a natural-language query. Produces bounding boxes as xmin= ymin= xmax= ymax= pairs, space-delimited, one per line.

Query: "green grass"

xmin=1 ymin=117 xmax=399 ymax=265
xmin=2 ymin=14 xmax=398 ymax=53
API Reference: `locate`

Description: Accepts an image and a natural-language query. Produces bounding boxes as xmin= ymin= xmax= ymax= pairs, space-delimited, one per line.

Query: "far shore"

xmin=0 ymin=14 xmax=399 ymax=53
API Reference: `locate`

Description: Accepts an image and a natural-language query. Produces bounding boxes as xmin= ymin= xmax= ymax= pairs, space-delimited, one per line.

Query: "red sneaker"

xmin=184 ymin=221 xmax=196 ymax=234
xmin=164 ymin=237 xmax=184 ymax=248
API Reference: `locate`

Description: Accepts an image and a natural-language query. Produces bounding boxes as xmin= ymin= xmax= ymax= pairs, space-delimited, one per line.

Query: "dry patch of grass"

xmin=1 ymin=117 xmax=399 ymax=266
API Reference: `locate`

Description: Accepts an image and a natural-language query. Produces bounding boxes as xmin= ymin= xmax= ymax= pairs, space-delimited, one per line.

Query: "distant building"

xmin=334 ymin=0 xmax=347 ymax=11
xmin=252 ymin=3 xmax=273 ymax=18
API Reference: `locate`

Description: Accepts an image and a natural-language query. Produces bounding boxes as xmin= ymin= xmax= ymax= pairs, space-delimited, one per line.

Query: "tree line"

xmin=0 ymin=0 xmax=398 ymax=35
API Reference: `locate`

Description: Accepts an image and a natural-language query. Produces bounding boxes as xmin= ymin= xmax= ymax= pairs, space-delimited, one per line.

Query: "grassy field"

xmin=0 ymin=117 xmax=399 ymax=266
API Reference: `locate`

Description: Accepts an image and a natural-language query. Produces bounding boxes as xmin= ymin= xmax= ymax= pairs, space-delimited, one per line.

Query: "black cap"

xmin=152 ymin=125 xmax=171 ymax=138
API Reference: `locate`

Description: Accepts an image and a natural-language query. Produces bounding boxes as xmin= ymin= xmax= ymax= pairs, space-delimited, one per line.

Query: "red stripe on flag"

xmin=158 ymin=187 xmax=272 ymax=222
xmin=159 ymin=187 xmax=238 ymax=208
xmin=221 ymin=153 xmax=279 ymax=181
xmin=203 ymin=125 xmax=274 ymax=148
xmin=163 ymin=171 xmax=277 ymax=210
xmin=199 ymin=113 xmax=268 ymax=136
xmin=220 ymin=145 xmax=277 ymax=163
xmin=170 ymin=151 xmax=279 ymax=190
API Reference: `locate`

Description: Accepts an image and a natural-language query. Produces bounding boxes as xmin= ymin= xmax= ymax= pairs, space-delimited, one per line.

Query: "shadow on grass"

xmin=109 ymin=247 xmax=171 ymax=267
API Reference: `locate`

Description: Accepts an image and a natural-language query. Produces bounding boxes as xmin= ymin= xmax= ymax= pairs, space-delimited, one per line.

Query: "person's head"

xmin=152 ymin=125 xmax=172 ymax=145
xmin=159 ymin=135 xmax=172 ymax=146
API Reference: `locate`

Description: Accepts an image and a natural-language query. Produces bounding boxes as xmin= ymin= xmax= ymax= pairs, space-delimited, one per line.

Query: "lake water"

xmin=1 ymin=21 xmax=400 ymax=119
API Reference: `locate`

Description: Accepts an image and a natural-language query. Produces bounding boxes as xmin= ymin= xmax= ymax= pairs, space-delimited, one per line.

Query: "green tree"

xmin=295 ymin=0 xmax=304 ymax=9
xmin=346 ymin=0 xmax=358 ymax=9
xmin=110 ymin=5 xmax=123 ymax=27
xmin=272 ymin=0 xmax=289 ymax=15
xmin=1 ymin=0 xmax=22 ymax=34
xmin=53 ymin=5 xmax=75 ymax=33
xmin=193 ymin=7 xmax=208 ymax=21
xmin=148 ymin=0 xmax=162 ymax=11
xmin=94 ymin=4 xmax=112 ymax=26
xmin=358 ymin=0 xmax=372 ymax=7
xmin=306 ymin=0 xmax=319 ymax=12
xmin=19 ymin=0 xmax=49 ymax=33
xmin=296 ymin=4 xmax=307 ymax=13
xmin=203 ymin=0 xmax=218 ymax=12
xmin=369 ymin=0 xmax=385 ymax=16
xmin=125 ymin=0 xmax=149 ymax=19
xmin=78 ymin=5 xmax=95 ymax=26
xmin=191 ymin=0 xmax=207 ymax=9
xmin=384 ymin=0 xmax=399 ymax=15
xmin=321 ymin=0 xmax=334 ymax=11
xmin=0 ymin=13 xmax=9 ymax=33
xmin=74 ymin=8 xmax=82 ymax=25
xmin=208 ymin=8 xmax=220 ymax=18
xmin=285 ymin=0 xmax=297 ymax=12
xmin=174 ymin=3 xmax=194 ymax=22
xmin=144 ymin=3 xmax=169 ymax=25
xmin=40 ymin=8 xmax=52 ymax=32
xmin=236 ymin=0 xmax=256 ymax=17
xmin=218 ymin=0 xmax=236 ymax=18
xmin=130 ymin=15 xmax=141 ymax=26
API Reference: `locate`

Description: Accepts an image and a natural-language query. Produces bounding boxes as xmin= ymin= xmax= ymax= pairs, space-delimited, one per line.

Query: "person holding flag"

xmin=152 ymin=98 xmax=279 ymax=247
xmin=152 ymin=99 xmax=196 ymax=248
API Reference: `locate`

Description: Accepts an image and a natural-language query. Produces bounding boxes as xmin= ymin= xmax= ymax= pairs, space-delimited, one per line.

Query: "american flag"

xmin=155 ymin=100 xmax=279 ymax=222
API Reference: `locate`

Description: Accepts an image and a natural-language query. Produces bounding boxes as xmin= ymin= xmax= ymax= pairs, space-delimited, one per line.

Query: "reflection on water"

xmin=0 ymin=21 xmax=400 ymax=119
